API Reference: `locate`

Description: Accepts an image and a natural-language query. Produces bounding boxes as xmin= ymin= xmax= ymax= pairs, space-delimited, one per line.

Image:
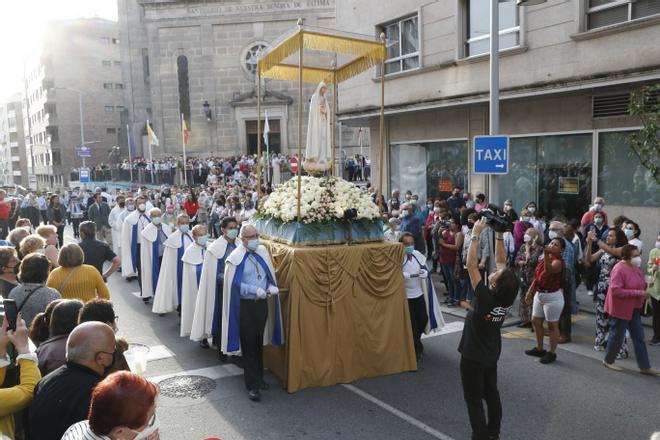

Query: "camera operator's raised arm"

xmin=467 ymin=218 xmax=488 ymax=289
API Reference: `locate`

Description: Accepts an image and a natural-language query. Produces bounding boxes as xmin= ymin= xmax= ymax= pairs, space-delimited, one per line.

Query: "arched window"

xmin=177 ymin=55 xmax=191 ymax=130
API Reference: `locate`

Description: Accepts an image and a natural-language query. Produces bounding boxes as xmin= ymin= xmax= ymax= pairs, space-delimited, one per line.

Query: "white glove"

xmin=267 ymin=285 xmax=279 ymax=296
xmin=403 ymin=272 xmax=411 ymax=280
xmin=256 ymin=288 xmax=267 ymax=299
xmin=419 ymin=269 xmax=428 ymax=279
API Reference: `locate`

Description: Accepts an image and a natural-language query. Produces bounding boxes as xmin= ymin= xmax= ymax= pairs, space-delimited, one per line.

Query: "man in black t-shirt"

xmin=458 ymin=217 xmax=519 ymax=440
xmin=78 ymin=221 xmax=120 ymax=282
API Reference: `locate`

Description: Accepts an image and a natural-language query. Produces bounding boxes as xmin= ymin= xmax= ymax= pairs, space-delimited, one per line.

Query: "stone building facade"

xmin=118 ymin=0 xmax=336 ymax=159
xmin=0 ymin=95 xmax=28 ymax=188
xmin=336 ymin=0 xmax=660 ymax=250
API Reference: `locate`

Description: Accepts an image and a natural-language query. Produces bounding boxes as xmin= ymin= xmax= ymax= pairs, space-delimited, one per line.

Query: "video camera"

xmin=476 ymin=205 xmax=513 ymax=232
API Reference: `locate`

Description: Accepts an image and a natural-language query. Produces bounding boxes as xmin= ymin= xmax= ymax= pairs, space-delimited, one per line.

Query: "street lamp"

xmin=51 ymin=87 xmax=87 ymax=168
xmin=488 ymin=0 xmax=546 ymax=203
xmin=202 ymin=100 xmax=212 ymax=121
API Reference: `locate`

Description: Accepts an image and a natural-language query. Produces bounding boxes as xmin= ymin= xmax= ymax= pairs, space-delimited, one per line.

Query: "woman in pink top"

xmin=603 ymin=244 xmax=658 ymax=375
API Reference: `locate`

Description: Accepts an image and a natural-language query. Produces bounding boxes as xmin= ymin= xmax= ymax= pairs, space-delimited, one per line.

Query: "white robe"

xmin=139 ymin=223 xmax=172 ymax=298
xmin=410 ymin=250 xmax=446 ymax=334
xmin=305 ymin=81 xmax=332 ymax=165
xmin=108 ymin=205 xmax=125 ymax=256
xmin=180 ymin=243 xmax=206 ymax=337
xmin=220 ymin=245 xmax=284 ymax=355
xmin=152 ymin=230 xmax=194 ymax=314
xmin=190 ymin=237 xmax=234 ymax=342
xmin=120 ymin=211 xmax=150 ymax=277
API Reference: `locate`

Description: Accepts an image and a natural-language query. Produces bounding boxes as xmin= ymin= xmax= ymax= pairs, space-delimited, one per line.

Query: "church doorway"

xmin=246 ymin=119 xmax=281 ymax=155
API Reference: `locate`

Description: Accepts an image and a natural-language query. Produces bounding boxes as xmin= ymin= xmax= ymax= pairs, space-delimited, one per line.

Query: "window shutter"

xmin=587 ymin=5 xmax=628 ymax=29
xmin=632 ymin=0 xmax=660 ymax=19
xmin=592 ymin=93 xmax=631 ymax=118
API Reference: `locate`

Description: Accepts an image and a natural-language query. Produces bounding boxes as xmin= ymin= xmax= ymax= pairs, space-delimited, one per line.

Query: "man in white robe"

xmin=180 ymin=225 xmax=209 ymax=338
xmin=190 ymin=216 xmax=239 ymax=352
xmin=120 ymin=196 xmax=151 ymax=285
xmin=221 ymin=225 xmax=283 ymax=402
xmin=108 ymin=195 xmax=126 ymax=257
xmin=139 ymin=208 xmax=172 ymax=301
xmin=152 ymin=214 xmax=193 ymax=316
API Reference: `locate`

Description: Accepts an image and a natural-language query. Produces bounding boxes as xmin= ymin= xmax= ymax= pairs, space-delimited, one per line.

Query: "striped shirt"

xmin=61 ymin=421 xmax=110 ymax=440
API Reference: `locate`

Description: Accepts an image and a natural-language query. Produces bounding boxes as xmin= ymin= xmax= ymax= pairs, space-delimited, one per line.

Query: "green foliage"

xmin=628 ymin=83 xmax=660 ymax=184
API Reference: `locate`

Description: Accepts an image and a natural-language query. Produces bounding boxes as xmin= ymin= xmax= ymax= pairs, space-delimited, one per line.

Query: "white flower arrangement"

xmin=257 ymin=176 xmax=380 ymax=224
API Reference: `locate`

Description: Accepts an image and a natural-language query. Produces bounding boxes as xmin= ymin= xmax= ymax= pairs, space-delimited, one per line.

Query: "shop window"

xmin=465 ymin=0 xmax=519 ymax=57
xmin=380 ymin=15 xmax=420 ymax=76
xmin=597 ymin=131 xmax=659 ymax=207
xmin=586 ymin=0 xmax=660 ymax=30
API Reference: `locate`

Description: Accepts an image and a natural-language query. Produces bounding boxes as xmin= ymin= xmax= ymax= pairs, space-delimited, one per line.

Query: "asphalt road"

xmin=102 ymin=267 xmax=660 ymax=440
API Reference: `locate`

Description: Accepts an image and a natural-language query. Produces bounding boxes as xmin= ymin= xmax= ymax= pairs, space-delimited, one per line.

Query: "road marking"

xmin=421 ymin=321 xmax=464 ymax=339
xmin=148 ymin=364 xmax=242 ymax=384
xmin=342 ymin=384 xmax=456 ymax=440
xmin=147 ymin=345 xmax=175 ymax=361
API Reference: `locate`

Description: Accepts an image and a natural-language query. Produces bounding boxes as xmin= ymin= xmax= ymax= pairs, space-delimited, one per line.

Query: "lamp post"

xmin=488 ymin=0 xmax=546 ymax=204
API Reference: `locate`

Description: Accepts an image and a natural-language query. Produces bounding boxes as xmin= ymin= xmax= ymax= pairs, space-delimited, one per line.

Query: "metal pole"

xmin=147 ymin=119 xmax=154 ymax=183
xmin=126 ymin=124 xmax=134 ymax=182
xmin=488 ymin=0 xmax=500 ymax=204
xmin=79 ymin=92 xmax=86 ymax=169
xmin=296 ymin=21 xmax=303 ymax=223
xmin=378 ymin=33 xmax=386 ymax=214
xmin=257 ymin=66 xmax=262 ymax=198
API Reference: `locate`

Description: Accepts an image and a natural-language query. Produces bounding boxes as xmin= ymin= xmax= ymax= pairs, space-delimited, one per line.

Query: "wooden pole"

xmin=297 ymin=20 xmax=304 ymax=222
xmin=378 ymin=33 xmax=386 ymax=214
xmin=257 ymin=64 xmax=262 ymax=198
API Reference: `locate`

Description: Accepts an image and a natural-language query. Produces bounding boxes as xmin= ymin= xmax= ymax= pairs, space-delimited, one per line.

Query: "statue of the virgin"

xmin=304 ymin=81 xmax=332 ymax=172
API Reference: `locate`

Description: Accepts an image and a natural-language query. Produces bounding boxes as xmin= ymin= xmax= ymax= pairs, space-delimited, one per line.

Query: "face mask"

xmin=548 ymin=231 xmax=558 ymax=240
xmin=594 ymin=203 xmax=603 ymax=211
xmin=131 ymin=414 xmax=160 ymax=440
xmin=138 ymin=203 xmax=146 ymax=212
xmin=226 ymin=229 xmax=239 ymax=240
xmin=404 ymin=246 xmax=414 ymax=255
xmin=127 ymin=205 xmax=136 ymax=212
xmin=151 ymin=217 xmax=161 ymax=225
xmin=594 ymin=217 xmax=603 ymax=226
xmin=521 ymin=216 xmax=530 ymax=223
xmin=426 ymin=204 xmax=433 ymax=209
xmin=433 ymin=207 xmax=441 ymax=214
xmin=247 ymin=239 xmax=260 ymax=251
xmin=197 ymin=235 xmax=209 ymax=246
xmin=624 ymin=229 xmax=634 ymax=238
xmin=528 ymin=207 xmax=536 ymax=214
xmin=179 ymin=224 xmax=190 ymax=234
xmin=523 ymin=234 xmax=532 ymax=243
xmin=453 ymin=192 xmax=460 ymax=197
xmin=630 ymin=256 xmax=642 ymax=267
xmin=655 ymin=241 xmax=660 ymax=249
xmin=467 ymin=222 xmax=474 ymax=229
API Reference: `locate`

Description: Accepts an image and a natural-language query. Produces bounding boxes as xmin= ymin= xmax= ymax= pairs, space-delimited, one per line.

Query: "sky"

xmin=0 ymin=0 xmax=118 ymax=101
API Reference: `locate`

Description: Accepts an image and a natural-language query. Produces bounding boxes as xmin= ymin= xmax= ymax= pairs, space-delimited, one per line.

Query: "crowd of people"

xmin=0 ymin=156 xmax=657 ymax=440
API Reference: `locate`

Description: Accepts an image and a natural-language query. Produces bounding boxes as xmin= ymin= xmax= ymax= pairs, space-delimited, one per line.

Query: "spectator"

xmin=602 ymin=245 xmax=658 ymax=376
xmin=385 ymin=217 xmax=401 ymax=242
xmin=447 ymin=186 xmax=466 ymax=218
xmin=14 ymin=218 xmax=32 ymax=232
xmin=580 ymin=196 xmax=608 ymax=228
xmin=78 ymin=222 xmax=120 ymax=281
xmin=437 ymin=218 xmax=464 ymax=307
xmin=7 ymin=228 xmax=30 ymax=259
xmin=46 ymin=243 xmax=110 ymax=303
xmin=19 ymin=234 xmax=46 ymax=259
xmin=647 ymin=233 xmax=660 ymax=346
xmin=583 ymin=211 xmax=609 ymax=297
xmin=78 ymin=299 xmax=130 ymax=374
xmin=88 ymin=193 xmax=112 ymax=248
xmin=0 ymin=190 xmax=12 ymax=240
xmin=523 ymin=201 xmax=546 ymax=236
xmin=0 ymin=315 xmax=41 ymax=440
xmin=7 ymin=253 xmax=60 ymax=327
xmin=29 ymin=322 xmax=117 ymax=440
xmin=67 ymin=195 xmax=84 ymax=239
xmin=183 ymin=193 xmax=199 ymax=225
xmin=0 ymin=246 xmax=19 ymax=298
xmin=35 ymin=299 xmax=84 ymax=376
xmin=515 ymin=228 xmax=543 ymax=328
xmin=46 ymin=195 xmax=67 ymax=248
xmin=399 ymin=203 xmax=424 ymax=254
xmin=474 ymin=193 xmax=487 ymax=212
xmin=61 ymin=371 xmax=160 ymax=440
xmin=28 ymin=299 xmax=63 ymax=348
xmin=623 ymin=220 xmax=643 ymax=253
xmin=36 ymin=225 xmax=59 ymax=269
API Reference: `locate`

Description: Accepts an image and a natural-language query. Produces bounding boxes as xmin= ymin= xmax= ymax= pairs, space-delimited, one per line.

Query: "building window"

xmin=107 ymin=128 xmax=116 ymax=134
xmin=465 ymin=0 xmax=519 ymax=57
xmin=103 ymin=83 xmax=113 ymax=89
xmin=115 ymin=83 xmax=124 ymax=89
xmin=243 ymin=43 xmax=269 ymax=78
xmin=598 ymin=131 xmax=659 ymax=207
xmin=102 ymin=60 xmax=112 ymax=67
xmin=586 ymin=0 xmax=660 ymax=30
xmin=177 ymin=55 xmax=191 ymax=130
xmin=142 ymin=48 xmax=150 ymax=84
xmin=114 ymin=60 xmax=121 ymax=66
xmin=381 ymin=15 xmax=419 ymax=75
xmin=105 ymin=106 xmax=114 ymax=112
xmin=101 ymin=37 xmax=111 ymax=44
xmin=116 ymin=106 xmax=124 ymax=111
xmin=112 ymin=38 xmax=120 ymax=44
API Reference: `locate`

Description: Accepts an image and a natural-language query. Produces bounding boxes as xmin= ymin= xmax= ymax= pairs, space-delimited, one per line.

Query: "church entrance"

xmin=246 ymin=119 xmax=281 ymax=155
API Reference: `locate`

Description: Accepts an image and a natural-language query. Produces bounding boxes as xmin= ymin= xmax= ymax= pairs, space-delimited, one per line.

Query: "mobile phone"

xmin=2 ymin=299 xmax=17 ymax=331
xmin=410 ymin=273 xmax=419 ymax=278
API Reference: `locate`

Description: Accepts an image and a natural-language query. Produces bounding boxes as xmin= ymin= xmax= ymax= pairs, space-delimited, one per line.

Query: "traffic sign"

xmin=75 ymin=146 xmax=92 ymax=158
xmin=79 ymin=168 xmax=90 ymax=183
xmin=473 ymin=136 xmax=509 ymax=175
xmin=289 ymin=157 xmax=299 ymax=173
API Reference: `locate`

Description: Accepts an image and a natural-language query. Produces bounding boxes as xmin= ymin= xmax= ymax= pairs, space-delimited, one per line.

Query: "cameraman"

xmin=458 ymin=217 xmax=519 ymax=440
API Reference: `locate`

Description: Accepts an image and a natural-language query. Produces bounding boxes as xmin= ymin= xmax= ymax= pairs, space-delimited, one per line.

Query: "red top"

xmin=580 ymin=209 xmax=608 ymax=226
xmin=532 ymin=254 xmax=564 ymax=292
xmin=183 ymin=200 xmax=199 ymax=216
xmin=604 ymin=262 xmax=646 ymax=320
xmin=0 ymin=201 xmax=10 ymax=220
xmin=438 ymin=230 xmax=456 ymax=265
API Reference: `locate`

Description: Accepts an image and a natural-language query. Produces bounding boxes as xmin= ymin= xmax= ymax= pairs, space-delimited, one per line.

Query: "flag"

xmin=127 ymin=128 xmax=137 ymax=156
xmin=147 ymin=122 xmax=159 ymax=147
xmin=182 ymin=117 xmax=189 ymax=145
xmin=263 ymin=110 xmax=270 ymax=148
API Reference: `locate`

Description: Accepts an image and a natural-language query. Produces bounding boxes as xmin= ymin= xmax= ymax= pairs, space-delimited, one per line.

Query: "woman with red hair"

xmin=61 ymin=371 xmax=160 ymax=439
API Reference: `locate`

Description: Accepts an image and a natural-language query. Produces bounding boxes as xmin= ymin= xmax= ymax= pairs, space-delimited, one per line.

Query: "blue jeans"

xmin=604 ymin=308 xmax=650 ymax=370
xmin=440 ymin=263 xmax=457 ymax=303
xmin=457 ymin=276 xmax=474 ymax=302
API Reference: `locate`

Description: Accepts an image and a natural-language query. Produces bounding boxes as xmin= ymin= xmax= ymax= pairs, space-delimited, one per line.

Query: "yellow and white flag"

xmin=147 ymin=122 xmax=160 ymax=147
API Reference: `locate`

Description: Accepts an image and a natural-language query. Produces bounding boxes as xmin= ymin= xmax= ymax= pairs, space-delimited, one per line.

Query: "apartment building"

xmin=0 ymin=96 xmax=28 ymax=187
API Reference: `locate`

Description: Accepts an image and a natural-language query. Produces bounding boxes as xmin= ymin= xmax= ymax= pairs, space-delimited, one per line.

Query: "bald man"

xmin=30 ymin=321 xmax=116 ymax=440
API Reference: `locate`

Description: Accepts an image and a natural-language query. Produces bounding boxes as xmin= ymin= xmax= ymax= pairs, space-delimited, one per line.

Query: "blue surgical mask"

xmin=247 ymin=238 xmax=259 ymax=251
xmin=624 ymin=229 xmax=634 ymax=238
xmin=404 ymin=246 xmax=414 ymax=255
xmin=226 ymin=229 xmax=239 ymax=240
xmin=594 ymin=203 xmax=603 ymax=211
xmin=151 ymin=217 xmax=161 ymax=225
xmin=179 ymin=224 xmax=190 ymax=234
xmin=528 ymin=207 xmax=536 ymax=214
xmin=127 ymin=205 xmax=136 ymax=211
xmin=197 ymin=235 xmax=209 ymax=246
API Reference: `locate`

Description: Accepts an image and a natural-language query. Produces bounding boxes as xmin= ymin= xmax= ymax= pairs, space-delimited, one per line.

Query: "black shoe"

xmin=525 ymin=347 xmax=547 ymax=358
xmin=517 ymin=322 xmax=532 ymax=328
xmin=649 ymin=338 xmax=660 ymax=346
xmin=248 ymin=389 xmax=261 ymax=402
xmin=259 ymin=381 xmax=270 ymax=390
xmin=218 ymin=350 xmax=228 ymax=363
xmin=199 ymin=339 xmax=210 ymax=349
xmin=539 ymin=351 xmax=557 ymax=364
xmin=176 ymin=305 xmax=181 ymax=317
xmin=233 ymin=357 xmax=244 ymax=369
xmin=142 ymin=297 xmax=150 ymax=304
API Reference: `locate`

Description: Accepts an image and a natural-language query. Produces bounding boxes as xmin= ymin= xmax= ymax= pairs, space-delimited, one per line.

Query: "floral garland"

xmin=257 ymin=176 xmax=380 ymax=224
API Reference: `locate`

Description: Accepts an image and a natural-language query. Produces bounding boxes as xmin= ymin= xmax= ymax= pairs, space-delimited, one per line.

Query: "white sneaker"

xmin=587 ymin=290 xmax=594 ymax=297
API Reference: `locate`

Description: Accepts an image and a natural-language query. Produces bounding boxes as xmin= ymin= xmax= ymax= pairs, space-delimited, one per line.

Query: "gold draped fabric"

xmin=263 ymin=240 xmax=417 ymax=392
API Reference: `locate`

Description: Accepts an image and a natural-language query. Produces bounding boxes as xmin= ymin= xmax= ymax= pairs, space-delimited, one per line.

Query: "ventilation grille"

xmin=644 ymin=88 xmax=659 ymax=110
xmin=592 ymin=93 xmax=630 ymax=118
